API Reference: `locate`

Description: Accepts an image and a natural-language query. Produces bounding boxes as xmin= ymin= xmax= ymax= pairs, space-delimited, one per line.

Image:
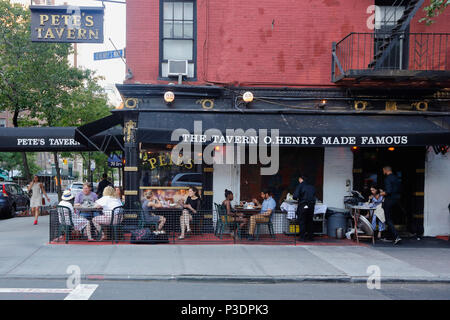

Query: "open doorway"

xmin=353 ymin=147 xmax=426 ymax=236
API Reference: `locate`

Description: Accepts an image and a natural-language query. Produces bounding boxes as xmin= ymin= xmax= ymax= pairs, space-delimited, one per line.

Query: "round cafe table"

xmin=76 ymin=206 xmax=102 ymax=220
xmin=233 ymin=207 xmax=261 ymax=237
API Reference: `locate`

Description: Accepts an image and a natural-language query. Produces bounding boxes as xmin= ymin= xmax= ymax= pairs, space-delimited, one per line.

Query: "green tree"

xmin=0 ymin=152 xmax=40 ymax=178
xmin=420 ymin=0 xmax=450 ymax=24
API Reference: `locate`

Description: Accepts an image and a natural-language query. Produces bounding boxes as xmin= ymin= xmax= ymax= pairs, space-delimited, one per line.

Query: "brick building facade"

xmin=106 ymin=0 xmax=450 ymax=237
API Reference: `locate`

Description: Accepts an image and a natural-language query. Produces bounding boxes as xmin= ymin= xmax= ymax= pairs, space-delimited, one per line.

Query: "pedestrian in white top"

xmin=92 ymin=186 xmax=123 ymax=241
xmin=27 ymin=175 xmax=50 ymax=225
xmin=58 ymin=190 xmax=94 ymax=241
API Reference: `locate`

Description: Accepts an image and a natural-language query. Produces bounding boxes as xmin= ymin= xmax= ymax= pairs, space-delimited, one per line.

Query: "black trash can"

xmin=326 ymin=207 xmax=350 ymax=238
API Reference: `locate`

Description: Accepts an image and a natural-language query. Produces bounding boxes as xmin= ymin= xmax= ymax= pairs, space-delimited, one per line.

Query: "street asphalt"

xmin=0 ymin=215 xmax=449 ymax=284
xmin=0 ymin=279 xmax=449 ymax=300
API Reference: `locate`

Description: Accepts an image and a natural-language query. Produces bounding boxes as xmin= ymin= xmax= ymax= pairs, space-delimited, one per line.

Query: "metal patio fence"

xmin=49 ymin=207 xmax=329 ymax=245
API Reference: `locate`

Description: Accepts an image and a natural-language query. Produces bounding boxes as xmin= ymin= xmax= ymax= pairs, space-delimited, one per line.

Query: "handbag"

xmin=42 ymin=198 xmax=46 ymax=206
xmin=130 ymin=228 xmax=153 ymax=243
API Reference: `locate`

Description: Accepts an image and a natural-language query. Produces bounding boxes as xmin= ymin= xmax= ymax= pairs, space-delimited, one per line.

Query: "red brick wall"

xmin=126 ymin=0 xmax=450 ymax=87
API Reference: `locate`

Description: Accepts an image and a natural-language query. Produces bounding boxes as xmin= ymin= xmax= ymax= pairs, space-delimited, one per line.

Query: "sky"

xmin=12 ymin=0 xmax=126 ymax=106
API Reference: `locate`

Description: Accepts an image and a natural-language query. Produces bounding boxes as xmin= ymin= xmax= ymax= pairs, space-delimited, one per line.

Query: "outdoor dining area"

xmin=48 ymin=187 xmax=377 ymax=246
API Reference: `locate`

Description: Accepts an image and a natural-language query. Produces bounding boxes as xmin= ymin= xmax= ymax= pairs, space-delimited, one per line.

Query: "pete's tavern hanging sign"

xmin=30 ymin=5 xmax=104 ymax=43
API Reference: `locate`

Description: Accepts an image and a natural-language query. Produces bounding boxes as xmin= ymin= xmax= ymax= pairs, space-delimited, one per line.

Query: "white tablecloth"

xmin=280 ymin=202 xmax=327 ymax=220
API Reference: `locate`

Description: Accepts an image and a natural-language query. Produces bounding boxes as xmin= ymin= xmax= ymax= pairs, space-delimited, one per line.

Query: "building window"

xmin=160 ymin=0 xmax=196 ymax=79
xmin=0 ymin=119 xmax=6 ymax=127
xmin=373 ymin=3 xmax=408 ymax=69
xmin=375 ymin=5 xmax=405 ymax=31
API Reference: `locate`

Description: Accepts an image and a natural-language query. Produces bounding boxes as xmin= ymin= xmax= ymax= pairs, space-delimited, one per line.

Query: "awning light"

xmin=242 ymin=91 xmax=254 ymax=103
xmin=164 ymin=91 xmax=175 ymax=104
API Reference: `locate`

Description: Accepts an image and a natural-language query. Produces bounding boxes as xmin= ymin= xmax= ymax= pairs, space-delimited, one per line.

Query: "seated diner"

xmin=92 ymin=186 xmax=123 ymax=241
xmin=222 ymin=189 xmax=248 ymax=238
xmin=142 ymin=191 xmax=167 ymax=234
xmin=247 ymin=188 xmax=276 ymax=240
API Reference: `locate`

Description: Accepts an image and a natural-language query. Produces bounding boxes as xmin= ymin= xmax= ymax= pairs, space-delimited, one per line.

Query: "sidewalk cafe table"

xmin=280 ymin=201 xmax=328 ymax=235
xmin=234 ymin=207 xmax=261 ymax=237
xmin=76 ymin=207 xmax=102 ymax=239
xmin=154 ymin=207 xmax=184 ymax=234
xmin=76 ymin=206 xmax=101 ymax=220
xmin=349 ymin=204 xmax=375 ymax=245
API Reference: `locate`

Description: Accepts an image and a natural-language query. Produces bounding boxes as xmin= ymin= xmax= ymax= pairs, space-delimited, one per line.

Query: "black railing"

xmin=49 ymin=208 xmax=335 ymax=245
xmin=332 ymin=32 xmax=450 ymax=82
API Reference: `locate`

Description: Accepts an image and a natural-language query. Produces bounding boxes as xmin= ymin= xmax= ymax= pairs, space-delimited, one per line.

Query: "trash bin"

xmin=326 ymin=208 xmax=350 ymax=238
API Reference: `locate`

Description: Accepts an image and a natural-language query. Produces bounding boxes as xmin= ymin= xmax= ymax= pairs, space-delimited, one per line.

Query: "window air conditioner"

xmin=168 ymin=60 xmax=188 ymax=77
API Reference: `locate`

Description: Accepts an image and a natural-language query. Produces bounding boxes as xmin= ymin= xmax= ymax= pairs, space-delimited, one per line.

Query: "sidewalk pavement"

xmin=1 ymin=216 xmax=449 ymax=283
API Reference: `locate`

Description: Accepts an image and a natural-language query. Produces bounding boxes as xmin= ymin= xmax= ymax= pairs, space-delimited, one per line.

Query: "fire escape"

xmin=331 ymin=0 xmax=450 ymax=85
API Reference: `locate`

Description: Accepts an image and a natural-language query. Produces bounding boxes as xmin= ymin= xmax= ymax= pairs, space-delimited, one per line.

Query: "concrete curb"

xmin=2 ymin=274 xmax=450 ymax=284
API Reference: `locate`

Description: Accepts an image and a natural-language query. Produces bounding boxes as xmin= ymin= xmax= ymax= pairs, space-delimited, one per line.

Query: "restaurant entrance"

xmin=352 ymin=147 xmax=426 ymax=236
xmin=240 ymin=147 xmax=324 ymax=208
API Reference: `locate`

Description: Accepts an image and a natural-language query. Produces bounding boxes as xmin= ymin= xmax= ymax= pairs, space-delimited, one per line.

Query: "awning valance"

xmin=0 ymin=126 xmax=123 ymax=152
xmin=137 ymin=112 xmax=450 ymax=147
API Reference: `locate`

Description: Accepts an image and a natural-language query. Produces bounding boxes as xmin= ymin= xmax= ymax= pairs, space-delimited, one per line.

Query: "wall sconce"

xmin=317 ymin=99 xmax=327 ymax=109
xmin=242 ymin=91 xmax=254 ymax=104
xmin=388 ymin=147 xmax=395 ymax=151
xmin=164 ymin=91 xmax=175 ymax=105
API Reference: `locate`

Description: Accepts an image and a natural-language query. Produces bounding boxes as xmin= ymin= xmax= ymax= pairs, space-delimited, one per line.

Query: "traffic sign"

xmin=90 ymin=160 xmax=96 ymax=171
xmin=93 ymin=49 xmax=125 ymax=61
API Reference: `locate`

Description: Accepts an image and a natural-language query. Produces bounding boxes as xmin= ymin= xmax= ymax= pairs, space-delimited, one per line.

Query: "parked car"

xmin=170 ymin=173 xmax=202 ymax=187
xmin=66 ymin=182 xmax=84 ymax=198
xmin=0 ymin=182 xmax=30 ymax=219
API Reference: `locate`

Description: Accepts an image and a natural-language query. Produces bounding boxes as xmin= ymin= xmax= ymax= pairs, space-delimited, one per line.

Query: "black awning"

xmin=137 ymin=112 xmax=450 ymax=147
xmin=0 ymin=126 xmax=123 ymax=152
xmin=75 ymin=113 xmax=123 ymax=152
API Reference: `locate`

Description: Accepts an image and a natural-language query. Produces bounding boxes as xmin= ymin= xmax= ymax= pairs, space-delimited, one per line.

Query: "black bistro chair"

xmin=98 ymin=206 xmax=124 ymax=243
xmin=214 ymin=203 xmax=240 ymax=239
xmin=56 ymin=205 xmax=74 ymax=244
xmin=254 ymin=213 xmax=275 ymax=241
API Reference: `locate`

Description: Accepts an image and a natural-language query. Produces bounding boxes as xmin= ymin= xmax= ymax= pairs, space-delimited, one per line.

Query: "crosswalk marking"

xmin=0 ymin=284 xmax=98 ymax=300
xmin=0 ymin=288 xmax=72 ymax=294
xmin=64 ymin=284 xmax=99 ymax=300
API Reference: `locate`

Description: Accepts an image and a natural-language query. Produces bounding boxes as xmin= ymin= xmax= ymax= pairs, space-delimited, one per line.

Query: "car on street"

xmin=66 ymin=182 xmax=84 ymax=198
xmin=0 ymin=182 xmax=30 ymax=219
xmin=170 ymin=173 xmax=202 ymax=187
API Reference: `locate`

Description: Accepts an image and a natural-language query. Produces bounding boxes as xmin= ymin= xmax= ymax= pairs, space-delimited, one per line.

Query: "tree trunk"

xmin=53 ymin=152 xmax=62 ymax=202
xmin=21 ymin=152 xmax=31 ymax=182
xmin=13 ymin=110 xmax=31 ymax=181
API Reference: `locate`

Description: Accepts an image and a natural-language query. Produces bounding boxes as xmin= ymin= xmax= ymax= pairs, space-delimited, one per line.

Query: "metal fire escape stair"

xmin=368 ymin=0 xmax=425 ymax=69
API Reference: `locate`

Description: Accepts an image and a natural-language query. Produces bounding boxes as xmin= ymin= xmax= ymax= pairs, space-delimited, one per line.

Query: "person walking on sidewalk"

xmin=27 ymin=175 xmax=50 ymax=225
xmin=380 ymin=166 xmax=402 ymax=245
xmin=293 ymin=174 xmax=316 ymax=241
xmin=96 ymin=173 xmax=112 ymax=198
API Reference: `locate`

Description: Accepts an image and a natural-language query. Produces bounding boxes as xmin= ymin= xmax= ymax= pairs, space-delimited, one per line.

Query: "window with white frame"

xmin=0 ymin=119 xmax=6 ymax=128
xmin=160 ymin=0 xmax=195 ymax=78
xmin=375 ymin=5 xmax=405 ymax=31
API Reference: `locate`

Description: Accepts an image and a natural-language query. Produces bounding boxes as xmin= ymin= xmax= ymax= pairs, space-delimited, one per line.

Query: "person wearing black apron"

xmin=380 ymin=166 xmax=402 ymax=245
xmin=293 ymin=174 xmax=316 ymax=241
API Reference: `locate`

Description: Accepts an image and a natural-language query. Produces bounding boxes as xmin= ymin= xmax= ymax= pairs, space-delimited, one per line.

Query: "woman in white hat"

xmin=58 ymin=190 xmax=94 ymax=241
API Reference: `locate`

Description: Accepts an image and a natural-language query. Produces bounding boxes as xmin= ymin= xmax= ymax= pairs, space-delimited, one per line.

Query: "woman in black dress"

xmin=179 ymin=187 xmax=201 ymax=239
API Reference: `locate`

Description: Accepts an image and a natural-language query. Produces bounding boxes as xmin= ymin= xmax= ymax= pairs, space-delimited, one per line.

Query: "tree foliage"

xmin=0 ymin=1 xmax=113 ymax=186
xmin=420 ymin=0 xmax=450 ymax=24
xmin=0 ymin=152 xmax=40 ymax=177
